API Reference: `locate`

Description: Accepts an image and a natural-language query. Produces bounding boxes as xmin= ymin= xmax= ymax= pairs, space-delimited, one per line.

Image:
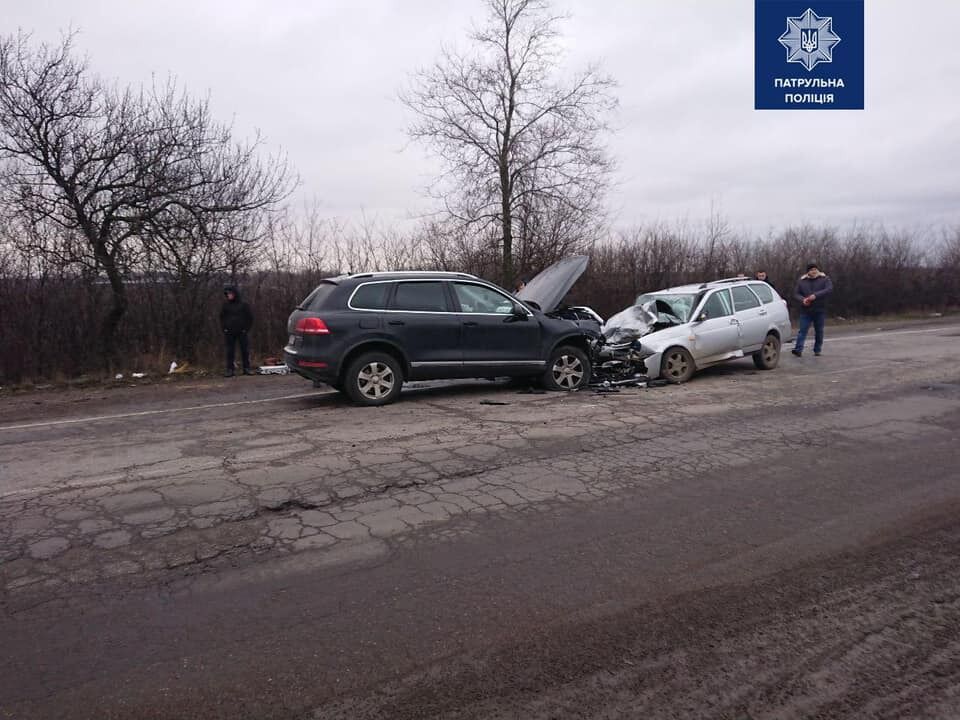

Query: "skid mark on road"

xmin=0 ymin=392 xmax=324 ymax=432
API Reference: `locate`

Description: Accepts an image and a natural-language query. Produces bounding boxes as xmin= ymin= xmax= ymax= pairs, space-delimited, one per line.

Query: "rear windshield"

xmin=298 ymin=282 xmax=337 ymax=311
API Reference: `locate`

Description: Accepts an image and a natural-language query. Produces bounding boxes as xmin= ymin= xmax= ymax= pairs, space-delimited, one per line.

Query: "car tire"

xmin=542 ymin=346 xmax=591 ymax=391
xmin=753 ymin=333 xmax=781 ymax=370
xmin=660 ymin=347 xmax=695 ymax=383
xmin=344 ymin=352 xmax=403 ymax=406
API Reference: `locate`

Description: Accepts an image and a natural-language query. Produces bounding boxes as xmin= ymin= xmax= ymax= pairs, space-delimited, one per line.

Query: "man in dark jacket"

xmin=220 ymin=285 xmax=254 ymax=376
xmin=791 ymin=262 xmax=834 ymax=357
xmin=754 ymin=270 xmax=775 ymax=290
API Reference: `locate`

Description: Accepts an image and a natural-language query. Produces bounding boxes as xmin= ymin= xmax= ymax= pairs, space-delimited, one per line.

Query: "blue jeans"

xmin=796 ymin=310 xmax=825 ymax=354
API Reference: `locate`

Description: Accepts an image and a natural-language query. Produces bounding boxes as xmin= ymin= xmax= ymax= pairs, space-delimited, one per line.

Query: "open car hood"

xmin=517 ymin=255 xmax=589 ymax=313
xmin=602 ymin=299 xmax=681 ymax=344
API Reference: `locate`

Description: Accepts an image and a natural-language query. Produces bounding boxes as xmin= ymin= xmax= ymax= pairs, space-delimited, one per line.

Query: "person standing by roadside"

xmin=792 ymin=262 xmax=833 ymax=357
xmin=754 ymin=270 xmax=775 ymax=290
xmin=220 ymin=284 xmax=254 ymax=376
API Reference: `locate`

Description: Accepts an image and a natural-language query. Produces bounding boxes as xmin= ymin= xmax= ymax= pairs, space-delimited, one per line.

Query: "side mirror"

xmin=511 ymin=305 xmax=529 ymax=320
xmin=696 ymin=312 xmax=708 ymax=322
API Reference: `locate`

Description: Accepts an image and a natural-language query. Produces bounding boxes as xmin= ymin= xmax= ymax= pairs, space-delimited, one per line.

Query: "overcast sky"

xmin=4 ymin=0 xmax=959 ymax=235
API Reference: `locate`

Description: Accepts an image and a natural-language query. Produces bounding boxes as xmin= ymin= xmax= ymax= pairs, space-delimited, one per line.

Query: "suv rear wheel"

xmin=542 ymin=346 xmax=591 ymax=391
xmin=344 ymin=352 xmax=403 ymax=406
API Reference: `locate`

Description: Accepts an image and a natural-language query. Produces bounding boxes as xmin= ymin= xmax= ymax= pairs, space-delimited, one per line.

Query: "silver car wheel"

xmin=664 ymin=350 xmax=690 ymax=379
xmin=551 ymin=354 xmax=584 ymax=390
xmin=762 ymin=337 xmax=779 ymax=364
xmin=357 ymin=362 xmax=395 ymax=400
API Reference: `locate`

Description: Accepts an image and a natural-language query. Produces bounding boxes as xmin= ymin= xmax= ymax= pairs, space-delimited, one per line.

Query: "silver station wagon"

xmin=602 ymin=277 xmax=793 ymax=383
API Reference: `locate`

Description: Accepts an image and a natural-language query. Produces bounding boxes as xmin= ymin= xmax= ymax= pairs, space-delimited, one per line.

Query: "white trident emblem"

xmin=779 ymin=8 xmax=840 ymax=71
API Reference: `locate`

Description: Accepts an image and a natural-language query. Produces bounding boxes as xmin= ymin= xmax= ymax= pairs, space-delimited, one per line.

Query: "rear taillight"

xmin=295 ymin=317 xmax=330 ymax=335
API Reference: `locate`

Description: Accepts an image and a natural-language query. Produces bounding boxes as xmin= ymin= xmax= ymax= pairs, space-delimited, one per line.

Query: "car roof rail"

xmin=699 ymin=276 xmax=750 ymax=289
xmin=348 ymin=270 xmax=479 ymax=280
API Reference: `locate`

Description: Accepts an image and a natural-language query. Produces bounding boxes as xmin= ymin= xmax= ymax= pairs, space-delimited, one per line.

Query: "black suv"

xmin=284 ymin=258 xmax=598 ymax=405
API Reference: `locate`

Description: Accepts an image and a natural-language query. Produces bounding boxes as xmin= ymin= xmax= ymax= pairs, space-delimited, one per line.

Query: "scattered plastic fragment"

xmin=168 ymin=361 xmax=178 ymax=374
xmin=114 ymin=373 xmax=123 ymax=380
xmin=131 ymin=372 xmax=146 ymax=379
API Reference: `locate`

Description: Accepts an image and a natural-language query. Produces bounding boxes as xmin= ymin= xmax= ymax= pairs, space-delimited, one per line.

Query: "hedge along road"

xmin=1 ymin=319 xmax=959 ymax=719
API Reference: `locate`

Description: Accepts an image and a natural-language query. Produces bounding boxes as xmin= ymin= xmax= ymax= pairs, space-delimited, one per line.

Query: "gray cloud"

xmin=3 ymin=0 xmax=958 ymax=232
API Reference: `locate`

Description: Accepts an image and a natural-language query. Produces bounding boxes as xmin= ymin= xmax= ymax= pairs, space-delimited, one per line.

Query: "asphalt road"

xmin=2 ymin=321 xmax=959 ymax=719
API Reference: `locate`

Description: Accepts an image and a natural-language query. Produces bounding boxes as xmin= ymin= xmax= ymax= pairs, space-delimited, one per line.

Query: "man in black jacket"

xmin=754 ymin=270 xmax=775 ymax=290
xmin=791 ymin=262 xmax=834 ymax=357
xmin=220 ymin=285 xmax=254 ymax=376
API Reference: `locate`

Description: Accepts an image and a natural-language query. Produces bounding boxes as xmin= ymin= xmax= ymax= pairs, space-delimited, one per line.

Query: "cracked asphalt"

xmin=2 ymin=320 xmax=959 ymax=719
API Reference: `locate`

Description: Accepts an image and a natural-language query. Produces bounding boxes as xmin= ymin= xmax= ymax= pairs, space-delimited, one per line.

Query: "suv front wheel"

xmin=542 ymin=346 xmax=591 ymax=391
xmin=344 ymin=352 xmax=403 ymax=406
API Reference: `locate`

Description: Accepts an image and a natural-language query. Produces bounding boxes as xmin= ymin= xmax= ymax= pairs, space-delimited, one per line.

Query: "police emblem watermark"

xmin=755 ymin=0 xmax=864 ymax=110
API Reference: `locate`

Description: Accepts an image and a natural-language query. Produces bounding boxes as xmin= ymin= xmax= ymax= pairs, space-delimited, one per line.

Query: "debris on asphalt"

xmin=258 ymin=365 xmax=289 ymax=375
xmin=114 ymin=373 xmax=123 ymax=380
xmin=131 ymin=372 xmax=146 ymax=379
xmin=168 ymin=361 xmax=178 ymax=374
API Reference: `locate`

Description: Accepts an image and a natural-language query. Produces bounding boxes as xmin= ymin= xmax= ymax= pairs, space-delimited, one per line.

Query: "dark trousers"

xmin=225 ymin=331 xmax=251 ymax=373
xmin=795 ymin=310 xmax=826 ymax=354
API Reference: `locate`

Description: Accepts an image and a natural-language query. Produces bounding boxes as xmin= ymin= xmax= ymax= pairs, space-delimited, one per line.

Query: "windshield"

xmin=635 ymin=293 xmax=699 ymax=323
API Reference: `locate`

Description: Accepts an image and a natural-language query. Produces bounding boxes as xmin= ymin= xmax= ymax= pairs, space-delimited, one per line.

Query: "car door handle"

xmin=387 ymin=320 xmax=405 ymax=326
xmin=729 ymin=318 xmax=740 ymax=325
xmin=758 ymin=310 xmax=768 ymax=316
xmin=463 ymin=321 xmax=479 ymax=327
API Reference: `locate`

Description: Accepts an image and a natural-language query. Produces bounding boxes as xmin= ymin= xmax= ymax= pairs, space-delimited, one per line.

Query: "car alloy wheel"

xmin=357 ymin=361 xmax=395 ymax=400
xmin=551 ymin=354 xmax=584 ymax=390
xmin=753 ymin=333 xmax=781 ymax=370
xmin=662 ymin=347 xmax=694 ymax=383
xmin=762 ymin=338 xmax=778 ymax=364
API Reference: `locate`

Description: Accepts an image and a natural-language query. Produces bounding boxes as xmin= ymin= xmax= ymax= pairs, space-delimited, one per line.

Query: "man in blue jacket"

xmin=791 ymin=262 xmax=833 ymax=357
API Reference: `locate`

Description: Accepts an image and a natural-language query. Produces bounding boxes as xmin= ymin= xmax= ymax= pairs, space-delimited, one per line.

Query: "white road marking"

xmin=0 ymin=392 xmax=324 ymax=432
xmin=812 ymin=327 xmax=950 ymax=344
xmin=821 ymin=363 xmax=891 ymax=376
xmin=1 ymin=326 xmax=955 ymax=433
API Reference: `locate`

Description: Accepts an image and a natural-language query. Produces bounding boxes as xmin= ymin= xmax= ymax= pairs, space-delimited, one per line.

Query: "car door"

xmin=386 ymin=280 xmax=462 ymax=378
xmin=690 ymin=289 xmax=742 ymax=363
xmin=730 ymin=284 xmax=768 ymax=351
xmin=451 ymin=281 xmax=542 ymax=374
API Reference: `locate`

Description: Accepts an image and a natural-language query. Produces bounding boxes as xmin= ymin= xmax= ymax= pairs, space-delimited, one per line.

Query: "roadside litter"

xmin=131 ymin=372 xmax=146 ymax=379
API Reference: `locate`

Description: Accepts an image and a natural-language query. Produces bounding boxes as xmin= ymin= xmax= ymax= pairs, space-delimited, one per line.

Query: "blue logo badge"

xmin=755 ymin=0 xmax=864 ymax=110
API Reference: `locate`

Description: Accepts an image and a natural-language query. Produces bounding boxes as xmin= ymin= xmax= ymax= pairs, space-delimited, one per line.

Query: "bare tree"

xmin=0 ymin=30 xmax=294 ymax=365
xmin=402 ymin=0 xmax=616 ymax=286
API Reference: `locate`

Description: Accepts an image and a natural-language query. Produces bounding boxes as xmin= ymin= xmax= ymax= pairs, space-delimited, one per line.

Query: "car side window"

xmin=391 ymin=281 xmax=449 ymax=312
xmin=350 ymin=282 xmax=390 ymax=310
xmin=452 ymin=283 xmax=515 ymax=314
xmin=701 ymin=290 xmax=733 ymax=319
xmin=731 ymin=285 xmax=761 ymax=311
xmin=749 ymin=283 xmax=775 ymax=304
